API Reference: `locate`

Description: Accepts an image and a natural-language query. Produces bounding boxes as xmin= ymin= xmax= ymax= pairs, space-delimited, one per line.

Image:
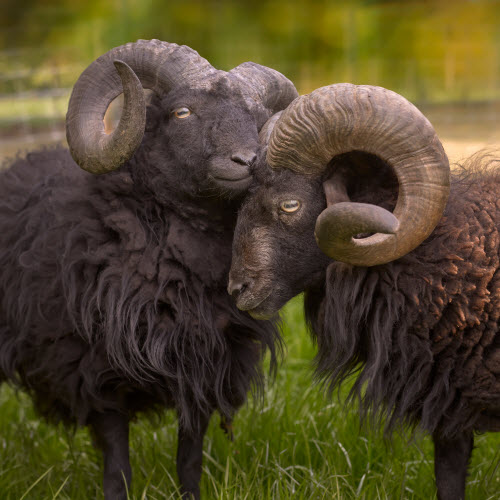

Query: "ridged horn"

xmin=229 ymin=62 xmax=298 ymax=117
xmin=267 ymin=84 xmax=450 ymax=266
xmin=66 ymin=39 xmax=219 ymax=175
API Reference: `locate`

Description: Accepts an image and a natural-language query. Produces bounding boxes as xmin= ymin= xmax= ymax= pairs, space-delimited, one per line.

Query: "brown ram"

xmin=229 ymin=84 xmax=499 ymax=500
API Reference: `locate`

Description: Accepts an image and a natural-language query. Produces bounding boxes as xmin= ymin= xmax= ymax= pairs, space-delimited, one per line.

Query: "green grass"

xmin=0 ymin=296 xmax=498 ymax=499
xmin=0 ymin=95 xmax=69 ymax=127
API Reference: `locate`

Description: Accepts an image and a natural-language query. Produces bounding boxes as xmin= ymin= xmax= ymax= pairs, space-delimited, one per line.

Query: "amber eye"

xmin=280 ymin=200 xmax=301 ymax=213
xmin=173 ymin=107 xmax=191 ymax=119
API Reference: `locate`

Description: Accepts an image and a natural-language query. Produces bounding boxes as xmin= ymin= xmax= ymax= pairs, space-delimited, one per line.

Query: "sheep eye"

xmin=173 ymin=107 xmax=191 ymax=119
xmin=280 ymin=200 xmax=301 ymax=213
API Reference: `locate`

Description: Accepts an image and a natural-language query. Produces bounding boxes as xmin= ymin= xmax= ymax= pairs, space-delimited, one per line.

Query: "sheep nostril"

xmin=231 ymin=152 xmax=257 ymax=167
xmin=247 ymin=153 xmax=257 ymax=166
xmin=227 ymin=279 xmax=248 ymax=298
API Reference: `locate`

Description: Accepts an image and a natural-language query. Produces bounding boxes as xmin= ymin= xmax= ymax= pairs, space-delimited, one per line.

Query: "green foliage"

xmin=1 ymin=0 xmax=499 ymax=101
xmin=0 ymin=296 xmax=498 ymax=499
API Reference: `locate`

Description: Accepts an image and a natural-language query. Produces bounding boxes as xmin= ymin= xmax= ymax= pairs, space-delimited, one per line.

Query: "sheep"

xmin=228 ymin=84 xmax=500 ymax=500
xmin=0 ymin=39 xmax=298 ymax=499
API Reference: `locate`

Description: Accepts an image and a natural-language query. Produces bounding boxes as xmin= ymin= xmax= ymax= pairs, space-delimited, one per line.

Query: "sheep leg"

xmin=433 ymin=430 xmax=474 ymax=500
xmin=89 ymin=412 xmax=131 ymax=500
xmin=177 ymin=412 xmax=211 ymax=500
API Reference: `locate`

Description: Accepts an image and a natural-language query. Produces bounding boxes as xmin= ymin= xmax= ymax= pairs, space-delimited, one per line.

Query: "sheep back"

xmin=306 ymin=155 xmax=500 ymax=437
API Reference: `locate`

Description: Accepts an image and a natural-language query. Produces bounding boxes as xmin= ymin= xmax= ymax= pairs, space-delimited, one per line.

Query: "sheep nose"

xmin=231 ymin=152 xmax=257 ymax=166
xmin=227 ymin=278 xmax=249 ymax=298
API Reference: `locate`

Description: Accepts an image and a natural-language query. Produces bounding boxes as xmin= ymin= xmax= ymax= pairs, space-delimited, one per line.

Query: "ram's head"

xmin=66 ymin=39 xmax=297 ymax=198
xmin=229 ymin=84 xmax=450 ymax=318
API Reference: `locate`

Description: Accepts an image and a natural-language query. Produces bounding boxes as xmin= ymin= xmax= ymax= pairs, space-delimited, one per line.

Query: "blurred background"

xmin=1 ymin=0 xmax=499 ymax=164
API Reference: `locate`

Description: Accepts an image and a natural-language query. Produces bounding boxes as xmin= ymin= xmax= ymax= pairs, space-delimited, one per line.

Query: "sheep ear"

xmin=322 ymin=174 xmax=349 ymax=206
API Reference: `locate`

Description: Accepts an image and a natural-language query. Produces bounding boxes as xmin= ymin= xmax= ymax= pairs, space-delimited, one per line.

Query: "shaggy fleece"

xmin=305 ymin=153 xmax=500 ymax=437
xmin=0 ymin=147 xmax=280 ymax=433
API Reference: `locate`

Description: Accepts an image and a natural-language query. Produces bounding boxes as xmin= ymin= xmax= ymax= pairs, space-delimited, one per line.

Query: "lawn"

xmin=0 ymin=296 xmax=498 ymax=499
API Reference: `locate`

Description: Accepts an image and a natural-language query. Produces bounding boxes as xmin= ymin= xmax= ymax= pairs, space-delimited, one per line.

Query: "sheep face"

xmin=141 ymin=81 xmax=261 ymax=201
xmin=229 ymin=83 xmax=451 ymax=318
xmin=228 ymin=165 xmax=330 ymax=319
xmin=66 ymin=40 xmax=298 ymax=199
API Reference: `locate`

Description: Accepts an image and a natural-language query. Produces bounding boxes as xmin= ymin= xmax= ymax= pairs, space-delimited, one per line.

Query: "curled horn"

xmin=66 ymin=39 xmax=219 ymax=175
xmin=229 ymin=62 xmax=298 ymax=116
xmin=267 ymin=84 xmax=450 ymax=266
